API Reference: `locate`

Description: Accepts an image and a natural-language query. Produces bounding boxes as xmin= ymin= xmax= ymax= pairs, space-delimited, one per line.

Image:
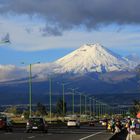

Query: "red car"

xmin=0 ymin=115 xmax=13 ymax=132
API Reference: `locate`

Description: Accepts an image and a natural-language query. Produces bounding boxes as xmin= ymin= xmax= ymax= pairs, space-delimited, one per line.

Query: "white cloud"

xmin=0 ymin=15 xmax=140 ymax=52
xmin=0 ymin=64 xmax=28 ymax=82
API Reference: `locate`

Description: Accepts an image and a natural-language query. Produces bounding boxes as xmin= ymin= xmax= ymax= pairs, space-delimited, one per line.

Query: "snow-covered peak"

xmin=55 ymin=43 xmax=135 ymax=74
xmin=0 ymin=43 xmax=138 ymax=82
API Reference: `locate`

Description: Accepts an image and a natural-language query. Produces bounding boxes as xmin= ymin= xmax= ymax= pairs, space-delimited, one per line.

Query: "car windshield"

xmin=29 ymin=118 xmax=43 ymax=123
xmin=69 ymin=120 xmax=76 ymax=122
xmin=0 ymin=117 xmax=6 ymax=121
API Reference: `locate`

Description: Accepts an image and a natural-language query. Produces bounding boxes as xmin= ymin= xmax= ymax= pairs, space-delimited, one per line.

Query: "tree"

xmin=23 ymin=110 xmax=30 ymax=119
xmin=5 ymin=106 xmax=20 ymax=115
xmin=56 ymin=99 xmax=67 ymax=116
xmin=36 ymin=103 xmax=47 ymax=116
xmin=130 ymin=100 xmax=140 ymax=117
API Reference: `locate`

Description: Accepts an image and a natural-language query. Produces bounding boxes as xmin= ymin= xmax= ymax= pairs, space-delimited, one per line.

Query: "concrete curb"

xmin=132 ymin=135 xmax=140 ymax=140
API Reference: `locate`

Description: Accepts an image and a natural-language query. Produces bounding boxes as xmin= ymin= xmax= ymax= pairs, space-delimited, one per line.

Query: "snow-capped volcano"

xmin=55 ymin=43 xmax=135 ymax=74
xmin=0 ymin=43 xmax=137 ymax=82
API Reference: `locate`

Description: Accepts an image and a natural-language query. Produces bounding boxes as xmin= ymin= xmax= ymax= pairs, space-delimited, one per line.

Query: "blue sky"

xmin=0 ymin=0 xmax=140 ymax=65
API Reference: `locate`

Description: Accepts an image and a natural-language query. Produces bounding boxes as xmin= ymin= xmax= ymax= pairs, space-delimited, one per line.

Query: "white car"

xmin=102 ymin=121 xmax=106 ymax=126
xmin=67 ymin=120 xmax=80 ymax=128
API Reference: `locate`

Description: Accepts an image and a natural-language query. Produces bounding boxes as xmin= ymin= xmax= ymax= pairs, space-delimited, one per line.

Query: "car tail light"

xmin=0 ymin=120 xmax=2 ymax=125
xmin=0 ymin=120 xmax=5 ymax=126
xmin=27 ymin=121 xmax=32 ymax=126
xmin=45 ymin=123 xmax=48 ymax=127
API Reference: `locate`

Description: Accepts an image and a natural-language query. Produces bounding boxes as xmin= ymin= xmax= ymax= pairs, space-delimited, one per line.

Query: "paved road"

xmin=0 ymin=124 xmax=113 ymax=140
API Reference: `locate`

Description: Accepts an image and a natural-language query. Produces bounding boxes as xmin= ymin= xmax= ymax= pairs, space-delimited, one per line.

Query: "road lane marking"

xmin=28 ymin=136 xmax=36 ymax=139
xmin=79 ymin=131 xmax=104 ymax=140
xmin=4 ymin=132 xmax=12 ymax=134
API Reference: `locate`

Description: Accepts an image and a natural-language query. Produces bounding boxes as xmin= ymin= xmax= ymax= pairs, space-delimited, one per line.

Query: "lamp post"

xmin=61 ymin=83 xmax=70 ymax=115
xmin=0 ymin=40 xmax=10 ymax=45
xmin=89 ymin=97 xmax=92 ymax=118
xmin=62 ymin=83 xmax=65 ymax=115
xmin=57 ymin=82 xmax=70 ymax=116
xmin=29 ymin=64 xmax=32 ymax=118
xmin=85 ymin=95 xmax=87 ymax=115
xmin=49 ymin=77 xmax=52 ymax=123
xmin=71 ymin=89 xmax=75 ymax=115
xmin=80 ymin=93 xmax=82 ymax=117
xmin=22 ymin=62 xmax=40 ymax=117
xmin=70 ymin=88 xmax=78 ymax=115
xmin=92 ymin=98 xmax=96 ymax=117
xmin=75 ymin=91 xmax=83 ymax=119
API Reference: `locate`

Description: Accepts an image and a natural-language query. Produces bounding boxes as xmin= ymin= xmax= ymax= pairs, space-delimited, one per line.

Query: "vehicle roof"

xmin=68 ymin=119 xmax=77 ymax=121
xmin=29 ymin=117 xmax=43 ymax=119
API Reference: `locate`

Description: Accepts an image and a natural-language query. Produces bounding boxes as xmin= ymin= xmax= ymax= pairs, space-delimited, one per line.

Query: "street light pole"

xmin=85 ymin=95 xmax=87 ymax=115
xmin=92 ymin=98 xmax=95 ymax=116
xmin=72 ymin=89 xmax=75 ymax=115
xmin=22 ymin=62 xmax=40 ymax=118
xmin=69 ymin=88 xmax=78 ymax=115
xmin=49 ymin=77 xmax=52 ymax=123
xmin=57 ymin=82 xmax=70 ymax=116
xmin=0 ymin=40 xmax=10 ymax=45
xmin=62 ymin=83 xmax=65 ymax=115
xmin=80 ymin=93 xmax=82 ymax=117
xmin=29 ymin=64 xmax=32 ymax=118
xmin=90 ymin=97 xmax=92 ymax=118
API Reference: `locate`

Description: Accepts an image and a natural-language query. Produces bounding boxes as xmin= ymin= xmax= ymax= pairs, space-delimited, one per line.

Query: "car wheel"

xmin=9 ymin=128 xmax=13 ymax=132
xmin=26 ymin=129 xmax=30 ymax=133
xmin=43 ymin=130 xmax=48 ymax=133
xmin=77 ymin=126 xmax=80 ymax=129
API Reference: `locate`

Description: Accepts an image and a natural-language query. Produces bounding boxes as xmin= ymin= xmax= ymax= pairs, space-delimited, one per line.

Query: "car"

xmin=102 ymin=121 xmax=107 ymax=126
xmin=89 ymin=121 xmax=95 ymax=126
xmin=26 ymin=117 xmax=48 ymax=133
xmin=0 ymin=115 xmax=13 ymax=132
xmin=100 ymin=119 xmax=107 ymax=126
xmin=121 ymin=119 xmax=127 ymax=127
xmin=67 ymin=119 xmax=80 ymax=128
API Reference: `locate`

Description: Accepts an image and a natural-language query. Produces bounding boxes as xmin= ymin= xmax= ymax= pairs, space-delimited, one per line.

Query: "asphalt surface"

xmin=0 ymin=124 xmax=114 ymax=140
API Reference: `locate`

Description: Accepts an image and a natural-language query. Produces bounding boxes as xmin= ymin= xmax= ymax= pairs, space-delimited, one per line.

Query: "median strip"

xmin=79 ymin=131 xmax=104 ymax=140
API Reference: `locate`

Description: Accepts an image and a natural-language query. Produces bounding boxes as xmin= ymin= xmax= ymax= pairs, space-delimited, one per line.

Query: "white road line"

xmin=4 ymin=132 xmax=12 ymax=134
xmin=79 ymin=131 xmax=104 ymax=140
xmin=28 ymin=136 xmax=35 ymax=139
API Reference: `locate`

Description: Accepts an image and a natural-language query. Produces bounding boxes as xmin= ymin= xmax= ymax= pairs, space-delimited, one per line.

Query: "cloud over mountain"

xmin=0 ymin=65 xmax=28 ymax=82
xmin=0 ymin=0 xmax=140 ymax=34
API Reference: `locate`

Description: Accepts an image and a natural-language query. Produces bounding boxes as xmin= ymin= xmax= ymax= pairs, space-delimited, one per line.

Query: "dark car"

xmin=26 ymin=117 xmax=48 ymax=133
xmin=0 ymin=115 xmax=13 ymax=132
xmin=89 ymin=121 xmax=95 ymax=126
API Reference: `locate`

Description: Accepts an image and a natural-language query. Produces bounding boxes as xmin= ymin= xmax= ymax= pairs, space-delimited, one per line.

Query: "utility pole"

xmin=80 ymin=93 xmax=82 ymax=117
xmin=72 ymin=89 xmax=75 ymax=115
xmin=49 ymin=77 xmax=52 ymax=123
xmin=29 ymin=64 xmax=32 ymax=118
xmin=22 ymin=62 xmax=40 ymax=118
xmin=62 ymin=83 xmax=65 ymax=115
xmin=85 ymin=95 xmax=87 ymax=115
xmin=89 ymin=97 xmax=92 ymax=118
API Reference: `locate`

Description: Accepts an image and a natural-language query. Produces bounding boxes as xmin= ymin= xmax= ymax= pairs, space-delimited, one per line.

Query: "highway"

xmin=0 ymin=124 xmax=114 ymax=140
